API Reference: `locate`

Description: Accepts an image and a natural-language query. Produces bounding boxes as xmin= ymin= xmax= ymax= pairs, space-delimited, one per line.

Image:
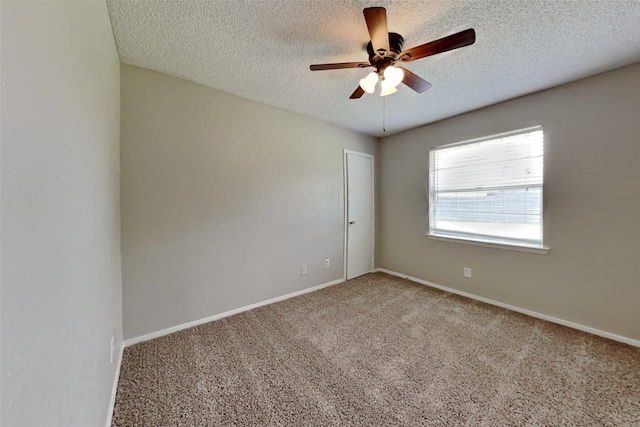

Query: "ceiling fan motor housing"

xmin=367 ymin=32 xmax=405 ymax=71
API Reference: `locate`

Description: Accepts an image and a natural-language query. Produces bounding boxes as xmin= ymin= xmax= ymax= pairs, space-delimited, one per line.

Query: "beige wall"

xmin=377 ymin=62 xmax=640 ymax=341
xmin=1 ymin=2 xmax=122 ymax=426
xmin=120 ymin=65 xmax=376 ymax=340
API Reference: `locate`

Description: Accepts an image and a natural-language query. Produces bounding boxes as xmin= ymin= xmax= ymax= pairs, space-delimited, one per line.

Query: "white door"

xmin=345 ymin=151 xmax=374 ymax=280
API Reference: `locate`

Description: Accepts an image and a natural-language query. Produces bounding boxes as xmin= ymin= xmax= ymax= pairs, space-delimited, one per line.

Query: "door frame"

xmin=343 ymin=149 xmax=375 ymax=280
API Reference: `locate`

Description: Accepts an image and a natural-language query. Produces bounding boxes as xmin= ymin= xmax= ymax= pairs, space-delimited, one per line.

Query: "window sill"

xmin=427 ymin=234 xmax=549 ymax=255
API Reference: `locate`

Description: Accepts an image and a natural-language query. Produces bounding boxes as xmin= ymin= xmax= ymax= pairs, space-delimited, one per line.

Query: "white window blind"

xmin=429 ymin=126 xmax=544 ymax=248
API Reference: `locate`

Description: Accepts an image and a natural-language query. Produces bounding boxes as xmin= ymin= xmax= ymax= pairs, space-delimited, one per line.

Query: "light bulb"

xmin=383 ymin=66 xmax=404 ymax=88
xmin=359 ymin=72 xmax=379 ymax=94
xmin=380 ymin=79 xmax=398 ymax=97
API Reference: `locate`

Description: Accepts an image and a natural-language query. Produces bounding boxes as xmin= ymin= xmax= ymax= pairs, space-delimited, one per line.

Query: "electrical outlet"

xmin=325 ymin=258 xmax=330 ymax=268
xmin=464 ymin=267 xmax=472 ymax=278
xmin=301 ymin=265 xmax=307 ymax=275
xmin=110 ymin=336 xmax=115 ymax=364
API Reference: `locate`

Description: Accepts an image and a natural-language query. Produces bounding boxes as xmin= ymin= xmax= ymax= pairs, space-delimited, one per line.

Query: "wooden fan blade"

xmin=350 ymin=86 xmax=365 ymax=99
xmin=398 ymin=67 xmax=432 ymax=93
xmin=363 ymin=7 xmax=389 ymax=56
xmin=399 ymin=29 xmax=475 ymax=62
xmin=310 ymin=62 xmax=371 ymax=71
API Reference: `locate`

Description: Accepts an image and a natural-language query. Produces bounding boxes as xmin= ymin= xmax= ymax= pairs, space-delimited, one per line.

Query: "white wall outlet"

xmin=325 ymin=258 xmax=330 ymax=268
xmin=110 ymin=336 xmax=115 ymax=364
xmin=301 ymin=265 xmax=307 ymax=275
xmin=464 ymin=267 xmax=472 ymax=278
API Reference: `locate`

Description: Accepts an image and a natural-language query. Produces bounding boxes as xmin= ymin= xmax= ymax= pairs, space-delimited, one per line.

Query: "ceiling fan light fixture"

xmin=380 ymin=79 xmax=398 ymax=97
xmin=383 ymin=65 xmax=404 ymax=88
xmin=359 ymin=72 xmax=379 ymax=93
xmin=309 ymin=7 xmax=475 ymax=100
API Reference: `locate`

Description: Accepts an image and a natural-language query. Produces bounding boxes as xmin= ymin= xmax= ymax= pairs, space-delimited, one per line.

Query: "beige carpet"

xmin=112 ymin=273 xmax=640 ymax=426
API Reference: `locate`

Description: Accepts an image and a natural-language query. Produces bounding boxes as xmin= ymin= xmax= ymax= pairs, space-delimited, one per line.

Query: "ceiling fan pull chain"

xmin=383 ymin=96 xmax=386 ymax=132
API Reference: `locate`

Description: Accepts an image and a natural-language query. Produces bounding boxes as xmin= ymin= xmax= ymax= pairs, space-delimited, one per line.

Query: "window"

xmin=428 ymin=126 xmax=545 ymax=251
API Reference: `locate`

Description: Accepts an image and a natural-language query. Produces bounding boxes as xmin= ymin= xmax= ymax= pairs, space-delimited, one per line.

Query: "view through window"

xmin=429 ymin=127 xmax=544 ymax=248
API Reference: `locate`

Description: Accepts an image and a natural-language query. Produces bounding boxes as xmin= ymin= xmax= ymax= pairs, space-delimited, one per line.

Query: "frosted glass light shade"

xmin=383 ymin=66 xmax=404 ymax=88
xmin=380 ymin=79 xmax=398 ymax=96
xmin=359 ymin=72 xmax=379 ymax=94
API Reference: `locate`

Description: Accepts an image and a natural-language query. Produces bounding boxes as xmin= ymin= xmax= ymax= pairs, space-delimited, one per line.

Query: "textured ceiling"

xmin=106 ymin=0 xmax=640 ymax=137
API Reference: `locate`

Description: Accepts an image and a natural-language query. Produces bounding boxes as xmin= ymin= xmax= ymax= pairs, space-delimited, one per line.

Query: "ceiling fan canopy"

xmin=310 ymin=7 xmax=476 ymax=99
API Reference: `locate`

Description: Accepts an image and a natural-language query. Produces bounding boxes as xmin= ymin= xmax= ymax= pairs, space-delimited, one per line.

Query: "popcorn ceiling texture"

xmin=106 ymin=1 xmax=640 ymax=137
xmin=111 ymin=273 xmax=640 ymax=425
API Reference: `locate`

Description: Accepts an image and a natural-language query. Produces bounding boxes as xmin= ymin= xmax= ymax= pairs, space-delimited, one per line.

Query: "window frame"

xmin=427 ymin=126 xmax=548 ymax=254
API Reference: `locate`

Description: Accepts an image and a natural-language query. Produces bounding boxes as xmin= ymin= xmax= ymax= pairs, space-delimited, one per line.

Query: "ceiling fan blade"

xmin=363 ymin=7 xmax=390 ymax=56
xmin=310 ymin=62 xmax=371 ymax=71
xmin=349 ymin=86 xmax=365 ymax=99
xmin=397 ymin=67 xmax=432 ymax=93
xmin=399 ymin=28 xmax=475 ymax=62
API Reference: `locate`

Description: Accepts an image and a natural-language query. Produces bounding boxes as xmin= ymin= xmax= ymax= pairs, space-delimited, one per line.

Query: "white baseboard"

xmin=375 ymin=268 xmax=640 ymax=348
xmin=124 ymin=277 xmax=346 ymax=347
xmin=105 ymin=343 xmax=124 ymax=427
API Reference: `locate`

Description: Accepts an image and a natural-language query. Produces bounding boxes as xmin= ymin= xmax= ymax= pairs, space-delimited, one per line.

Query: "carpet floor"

xmin=112 ymin=273 xmax=640 ymax=426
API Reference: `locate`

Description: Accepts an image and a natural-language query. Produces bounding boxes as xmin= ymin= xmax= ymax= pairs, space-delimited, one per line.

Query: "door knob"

xmin=349 ymin=220 xmax=356 ymax=225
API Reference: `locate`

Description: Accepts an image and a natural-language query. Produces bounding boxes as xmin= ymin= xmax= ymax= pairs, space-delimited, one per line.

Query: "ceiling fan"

xmin=310 ymin=7 xmax=476 ymax=99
